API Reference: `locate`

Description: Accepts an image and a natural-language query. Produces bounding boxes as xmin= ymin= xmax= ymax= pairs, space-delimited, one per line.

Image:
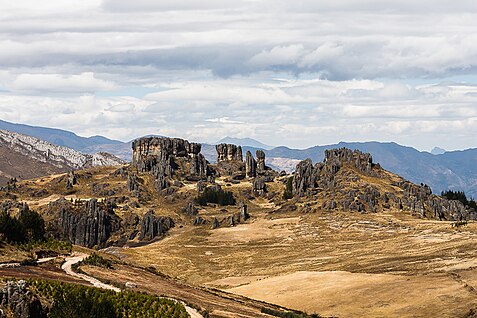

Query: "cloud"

xmin=10 ymin=72 xmax=116 ymax=94
xmin=1 ymin=1 xmax=477 ymax=151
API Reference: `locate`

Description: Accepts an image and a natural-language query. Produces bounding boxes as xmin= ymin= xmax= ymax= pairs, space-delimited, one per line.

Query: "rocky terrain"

xmin=2 ymin=119 xmax=476 ymax=198
xmin=0 ymin=129 xmax=124 ymax=185
xmin=2 ymin=136 xmax=477 ymax=317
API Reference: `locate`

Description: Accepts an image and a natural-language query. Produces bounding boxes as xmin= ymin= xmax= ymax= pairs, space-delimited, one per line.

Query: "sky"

xmin=0 ymin=0 xmax=477 ymax=151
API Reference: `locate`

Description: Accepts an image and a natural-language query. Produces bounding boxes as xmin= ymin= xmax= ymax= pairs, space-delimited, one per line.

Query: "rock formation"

xmin=65 ymin=171 xmax=76 ymax=191
xmin=289 ymin=147 xmax=477 ymax=221
xmin=0 ymin=281 xmax=47 ymax=318
xmin=139 ymin=210 xmax=174 ymax=241
xmin=183 ymin=202 xmax=198 ymax=216
xmin=253 ymin=177 xmax=266 ymax=196
xmin=132 ymin=137 xmax=209 ymax=192
xmin=216 ymin=144 xmax=243 ymax=162
xmin=256 ymin=150 xmax=266 ymax=174
xmin=127 ymin=174 xmax=140 ymax=192
xmin=54 ymin=198 xmax=120 ymax=248
xmin=245 ymin=151 xmax=257 ymax=178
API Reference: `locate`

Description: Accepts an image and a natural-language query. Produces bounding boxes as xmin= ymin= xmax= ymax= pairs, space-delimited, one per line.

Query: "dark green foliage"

xmin=18 ymin=204 xmax=45 ymax=241
xmin=0 ymin=211 xmax=24 ymax=242
xmin=261 ymin=307 xmax=321 ymax=318
xmin=441 ymin=190 xmax=477 ymax=210
xmin=31 ymin=280 xmax=189 ymax=318
xmin=19 ymin=237 xmax=72 ymax=254
xmin=196 ymin=187 xmax=236 ymax=206
xmin=0 ymin=205 xmax=45 ymax=243
xmin=283 ymin=177 xmax=294 ymax=200
xmin=79 ymin=252 xmax=113 ymax=269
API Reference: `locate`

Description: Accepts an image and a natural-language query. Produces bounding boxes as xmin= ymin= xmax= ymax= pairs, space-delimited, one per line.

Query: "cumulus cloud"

xmin=10 ymin=72 xmax=116 ymax=94
xmin=0 ymin=1 xmax=476 ymax=150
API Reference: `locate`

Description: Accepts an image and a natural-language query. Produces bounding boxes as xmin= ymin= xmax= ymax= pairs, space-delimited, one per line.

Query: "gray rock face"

xmin=66 ymin=171 xmax=76 ymax=191
xmin=292 ymin=159 xmax=317 ymax=196
xmin=290 ymin=147 xmax=477 ymax=221
xmin=139 ymin=210 xmax=174 ymax=241
xmin=211 ymin=217 xmax=220 ymax=229
xmin=132 ymin=137 xmax=209 ymax=191
xmin=253 ymin=177 xmax=266 ymax=196
xmin=256 ymin=150 xmax=266 ymax=174
xmin=183 ymin=202 xmax=198 ymax=216
xmin=56 ymin=198 xmax=120 ymax=248
xmin=239 ymin=201 xmax=250 ymax=221
xmin=245 ymin=151 xmax=257 ymax=178
xmin=127 ymin=174 xmax=140 ymax=192
xmin=0 ymin=280 xmax=47 ymax=318
xmin=216 ymin=143 xmax=243 ymax=162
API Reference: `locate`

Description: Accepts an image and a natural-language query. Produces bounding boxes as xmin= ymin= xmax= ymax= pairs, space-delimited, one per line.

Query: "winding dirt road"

xmin=60 ymin=253 xmax=203 ymax=318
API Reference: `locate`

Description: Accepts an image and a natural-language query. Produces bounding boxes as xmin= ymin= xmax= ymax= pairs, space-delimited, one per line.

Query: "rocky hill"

xmin=0 ymin=129 xmax=124 ymax=185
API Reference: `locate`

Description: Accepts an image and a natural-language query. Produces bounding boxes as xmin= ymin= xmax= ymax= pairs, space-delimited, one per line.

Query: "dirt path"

xmin=61 ymin=253 xmax=121 ymax=292
xmin=61 ymin=253 xmax=203 ymax=318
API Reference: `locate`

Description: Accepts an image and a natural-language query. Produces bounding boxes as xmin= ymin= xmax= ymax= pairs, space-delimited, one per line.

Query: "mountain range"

xmin=0 ymin=119 xmax=475 ymax=197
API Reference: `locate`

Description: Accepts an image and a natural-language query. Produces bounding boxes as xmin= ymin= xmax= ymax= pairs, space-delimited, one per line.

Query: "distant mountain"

xmin=0 ymin=119 xmax=123 ymax=152
xmin=431 ymin=147 xmax=446 ymax=155
xmin=253 ymin=142 xmax=477 ymax=198
xmin=0 ymin=129 xmax=125 ymax=185
xmin=216 ymin=136 xmax=273 ymax=150
xmin=1 ymin=119 xmax=475 ymax=197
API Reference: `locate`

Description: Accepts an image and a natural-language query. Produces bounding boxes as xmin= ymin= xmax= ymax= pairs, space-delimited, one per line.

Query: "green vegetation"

xmin=452 ymin=220 xmax=468 ymax=228
xmin=196 ymin=187 xmax=236 ymax=206
xmin=31 ymin=280 xmax=189 ymax=318
xmin=441 ymin=190 xmax=477 ymax=210
xmin=283 ymin=176 xmax=294 ymax=200
xmin=260 ymin=307 xmax=320 ymax=318
xmin=0 ymin=205 xmax=44 ymax=243
xmin=77 ymin=252 xmax=113 ymax=269
xmin=19 ymin=238 xmax=72 ymax=254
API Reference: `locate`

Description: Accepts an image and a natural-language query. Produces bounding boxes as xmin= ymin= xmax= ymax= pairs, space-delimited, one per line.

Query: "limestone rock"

xmin=0 ymin=280 xmax=47 ymax=318
xmin=216 ymin=143 xmax=243 ymax=162
xmin=256 ymin=150 xmax=266 ymax=174
xmin=55 ymin=198 xmax=120 ymax=248
xmin=183 ymin=202 xmax=198 ymax=216
xmin=127 ymin=174 xmax=140 ymax=192
xmin=139 ymin=210 xmax=174 ymax=241
xmin=132 ymin=137 xmax=209 ymax=189
xmin=211 ymin=217 xmax=220 ymax=229
xmin=253 ymin=177 xmax=266 ymax=196
xmin=245 ymin=151 xmax=257 ymax=178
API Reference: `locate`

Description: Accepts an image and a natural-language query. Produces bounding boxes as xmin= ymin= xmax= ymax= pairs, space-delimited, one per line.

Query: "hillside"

xmin=0 ymin=119 xmax=123 ymax=153
xmin=1 ymin=119 xmax=476 ymax=197
xmin=0 ymin=129 xmax=125 ymax=185
xmin=2 ymin=137 xmax=477 ymax=317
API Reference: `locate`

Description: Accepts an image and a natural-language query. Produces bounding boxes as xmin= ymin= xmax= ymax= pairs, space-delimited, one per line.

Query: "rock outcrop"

xmin=54 ymin=198 xmax=120 ymax=248
xmin=216 ymin=144 xmax=243 ymax=162
xmin=245 ymin=151 xmax=257 ymax=178
xmin=253 ymin=177 xmax=266 ymax=196
xmin=256 ymin=150 xmax=266 ymax=174
xmin=139 ymin=210 xmax=174 ymax=241
xmin=0 ymin=280 xmax=47 ymax=318
xmin=290 ymin=147 xmax=477 ymax=221
xmin=132 ymin=137 xmax=209 ymax=192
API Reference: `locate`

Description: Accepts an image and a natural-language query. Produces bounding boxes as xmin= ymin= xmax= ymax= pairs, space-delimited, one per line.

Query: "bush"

xmin=79 ymin=253 xmax=113 ymax=269
xmin=0 ymin=205 xmax=45 ymax=243
xmin=196 ymin=187 xmax=236 ymax=206
xmin=260 ymin=307 xmax=320 ymax=318
xmin=31 ymin=280 xmax=189 ymax=318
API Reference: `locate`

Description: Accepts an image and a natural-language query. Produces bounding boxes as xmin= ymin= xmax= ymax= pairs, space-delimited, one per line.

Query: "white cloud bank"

xmin=0 ymin=0 xmax=476 ymax=150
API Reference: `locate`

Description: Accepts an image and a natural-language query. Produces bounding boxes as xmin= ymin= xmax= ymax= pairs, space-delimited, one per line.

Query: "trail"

xmin=61 ymin=252 xmax=203 ymax=318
